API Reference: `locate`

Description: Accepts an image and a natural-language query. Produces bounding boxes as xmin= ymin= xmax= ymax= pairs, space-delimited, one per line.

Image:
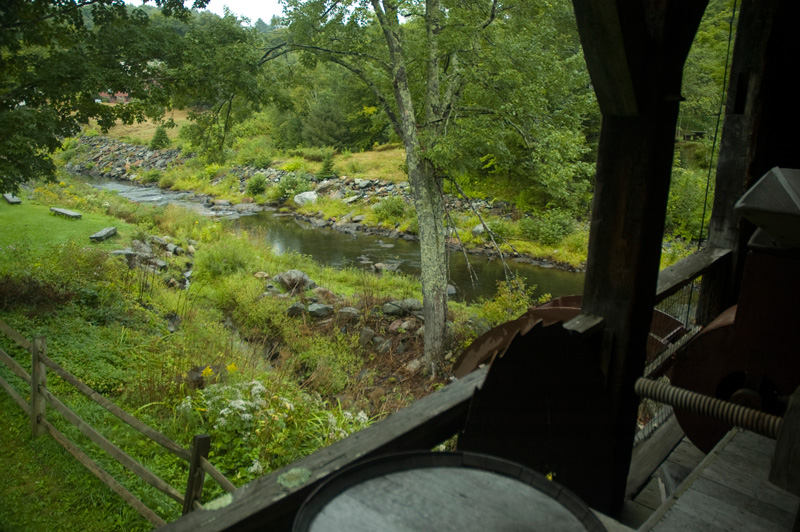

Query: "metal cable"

xmin=634 ymin=378 xmax=782 ymax=440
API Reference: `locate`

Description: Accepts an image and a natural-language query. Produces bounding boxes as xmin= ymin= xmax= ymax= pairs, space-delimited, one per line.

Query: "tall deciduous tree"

xmin=272 ymin=0 xmax=595 ymax=367
xmin=0 ymin=0 xmax=207 ymax=193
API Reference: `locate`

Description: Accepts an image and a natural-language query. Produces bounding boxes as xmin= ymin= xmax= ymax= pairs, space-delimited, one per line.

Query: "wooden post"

xmin=570 ymin=0 xmax=708 ymax=514
xmin=30 ymin=336 xmax=47 ymax=437
xmin=698 ymin=0 xmax=800 ymax=324
xmin=183 ymin=434 xmax=211 ymax=515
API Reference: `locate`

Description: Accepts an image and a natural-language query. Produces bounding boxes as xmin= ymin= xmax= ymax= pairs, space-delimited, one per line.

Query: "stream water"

xmin=86 ymin=178 xmax=585 ymax=302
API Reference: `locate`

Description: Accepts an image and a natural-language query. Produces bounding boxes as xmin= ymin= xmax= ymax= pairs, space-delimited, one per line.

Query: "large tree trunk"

xmin=407 ymin=153 xmax=448 ymax=369
xmin=374 ymin=0 xmax=449 ymax=368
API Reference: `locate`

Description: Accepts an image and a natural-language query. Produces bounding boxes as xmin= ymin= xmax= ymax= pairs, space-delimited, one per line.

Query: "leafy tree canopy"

xmin=0 ymin=0 xmax=207 ymax=193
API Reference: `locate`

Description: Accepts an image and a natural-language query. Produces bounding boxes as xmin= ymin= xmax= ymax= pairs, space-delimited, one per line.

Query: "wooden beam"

xmin=655 ymin=246 xmax=731 ymax=302
xmin=571 ymin=1 xmax=638 ymax=115
xmin=572 ymin=0 xmax=708 ymax=514
xmin=699 ymin=0 xmax=800 ymax=323
xmin=159 ymin=367 xmax=487 ymax=532
xmin=0 ymin=318 xmax=32 ymax=351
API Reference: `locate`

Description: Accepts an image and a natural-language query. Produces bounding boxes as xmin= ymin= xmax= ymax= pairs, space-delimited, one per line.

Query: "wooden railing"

xmin=0 ymin=319 xmax=236 ymax=528
xmin=158 ymin=246 xmax=733 ymax=532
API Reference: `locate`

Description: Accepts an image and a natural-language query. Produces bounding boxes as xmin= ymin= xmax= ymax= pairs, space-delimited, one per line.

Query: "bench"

xmin=50 ymin=207 xmax=82 ymax=219
xmin=89 ymin=227 xmax=117 ymax=242
xmin=3 ymin=193 xmax=21 ymax=205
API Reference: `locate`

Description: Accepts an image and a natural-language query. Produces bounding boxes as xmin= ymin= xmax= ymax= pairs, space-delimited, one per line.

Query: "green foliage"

xmin=519 ymin=210 xmax=577 ymax=245
xmin=372 ymin=196 xmax=405 ymax=224
xmin=140 ymin=168 xmax=163 ymax=184
xmin=149 ymin=125 xmax=171 ymax=150
xmin=272 ymin=173 xmax=311 ymax=200
xmin=233 ymin=136 xmax=274 ymax=168
xmin=288 ymin=146 xmax=337 ymax=163
xmin=245 ymin=174 xmax=268 ymax=196
xmin=0 ymin=0 xmax=203 ymax=193
xmin=665 ymin=166 xmax=713 ymax=241
xmin=472 ymin=278 xmax=546 ymax=327
xmin=317 ymin=153 xmax=336 ymax=179
xmin=193 ymin=238 xmax=256 ymax=280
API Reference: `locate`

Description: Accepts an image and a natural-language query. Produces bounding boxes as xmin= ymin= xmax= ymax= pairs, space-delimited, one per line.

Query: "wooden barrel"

xmin=294 ymin=452 xmax=606 ymax=531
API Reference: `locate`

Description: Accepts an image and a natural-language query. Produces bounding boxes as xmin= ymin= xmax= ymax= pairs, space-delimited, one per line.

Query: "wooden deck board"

xmin=642 ymin=429 xmax=800 ymax=532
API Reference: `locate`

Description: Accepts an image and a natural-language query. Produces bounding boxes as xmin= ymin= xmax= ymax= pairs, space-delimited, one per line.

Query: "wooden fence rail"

xmin=0 ymin=319 xmax=236 ymax=527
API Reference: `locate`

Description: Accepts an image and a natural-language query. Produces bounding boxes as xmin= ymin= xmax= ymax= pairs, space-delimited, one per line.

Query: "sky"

xmin=127 ymin=0 xmax=285 ymax=25
xmin=200 ymin=0 xmax=284 ymax=23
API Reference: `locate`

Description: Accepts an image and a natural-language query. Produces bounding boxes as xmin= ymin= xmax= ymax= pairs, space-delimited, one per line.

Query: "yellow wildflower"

xmin=201 ymin=365 xmax=214 ymax=378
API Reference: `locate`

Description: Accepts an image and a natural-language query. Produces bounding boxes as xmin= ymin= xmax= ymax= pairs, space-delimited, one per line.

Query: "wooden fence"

xmin=0 ymin=319 xmax=236 ymax=528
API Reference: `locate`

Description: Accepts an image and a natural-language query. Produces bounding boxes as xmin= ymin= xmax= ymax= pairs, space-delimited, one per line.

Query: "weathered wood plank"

xmin=691 ymin=476 xmax=796 ymax=529
xmin=0 ymin=346 xmax=31 ymax=384
xmin=183 ymin=435 xmax=211 ymax=516
xmin=0 ymin=318 xmax=33 ymax=350
xmin=89 ymin=227 xmax=117 ymax=242
xmin=159 ymin=367 xmax=487 ymax=532
xmin=655 ymin=247 xmax=732 ymax=302
xmin=49 ymin=207 xmax=82 ymax=219
xmin=627 ymin=414 xmax=685 ymax=498
xmin=39 ymin=352 xmax=191 ymax=462
xmin=41 ymin=418 xmax=166 ymax=528
xmin=0 ymin=373 xmax=31 ymax=415
xmin=200 ymin=457 xmax=237 ymax=493
xmin=30 ymin=337 xmax=47 ymax=437
xmin=771 ymin=388 xmax=800 ymax=496
xmin=665 ymin=438 xmax=705 ymax=471
xmin=39 ymin=386 xmax=185 ymax=504
xmin=3 ymin=193 xmax=21 ymax=204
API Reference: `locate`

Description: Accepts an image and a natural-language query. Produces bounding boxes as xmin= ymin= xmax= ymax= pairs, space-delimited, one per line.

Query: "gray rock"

xmin=272 ymin=270 xmax=316 ymax=292
xmin=336 ymin=307 xmax=360 ymax=325
xmin=388 ymin=319 xmax=404 ymax=334
xmin=344 ymin=195 xmax=362 ymax=204
xmin=471 ymin=224 xmax=487 ymax=237
xmin=307 ymin=303 xmax=334 ymax=318
xmin=355 ymin=178 xmax=372 ymax=189
xmin=405 ymin=358 xmax=423 ymax=373
xmin=294 ymin=191 xmax=318 ymax=206
xmin=376 ymin=339 xmax=392 ymax=354
xmin=286 ymin=302 xmax=306 ymax=317
xmin=314 ymin=179 xmax=338 ymax=194
xmin=131 ymin=239 xmax=152 ymax=256
xmin=352 ymin=215 xmax=366 ymax=223
xmin=359 ymin=327 xmax=376 ymax=346
xmin=447 ymin=284 xmax=457 ymax=297
xmin=382 ymin=298 xmax=423 ymax=316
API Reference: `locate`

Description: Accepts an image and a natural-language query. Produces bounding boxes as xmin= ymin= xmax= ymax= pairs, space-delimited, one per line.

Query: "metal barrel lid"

xmin=293 ymin=451 xmax=606 ymax=532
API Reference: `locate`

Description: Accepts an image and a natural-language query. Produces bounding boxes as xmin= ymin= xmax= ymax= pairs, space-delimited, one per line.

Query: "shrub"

xmin=288 ymin=146 xmax=336 ymax=162
xmin=140 ymin=169 xmax=162 ymax=184
xmin=246 ymin=174 xmax=268 ymax=196
xmin=234 ymin=137 xmax=273 ymax=168
xmin=372 ymin=196 xmax=405 ymax=223
xmin=149 ymin=125 xmax=171 ymax=150
xmin=276 ymin=173 xmax=311 ymax=199
xmin=317 ymin=153 xmax=336 ymax=179
xmin=280 ymin=157 xmax=308 ymax=172
xmin=193 ymin=238 xmax=256 ymax=280
xmin=519 ymin=210 xmax=576 ymax=245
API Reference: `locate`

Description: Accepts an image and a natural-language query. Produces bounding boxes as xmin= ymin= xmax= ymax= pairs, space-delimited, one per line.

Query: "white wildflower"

xmin=247 ymin=459 xmax=264 ymax=475
xmin=356 ymin=411 xmax=369 ymax=424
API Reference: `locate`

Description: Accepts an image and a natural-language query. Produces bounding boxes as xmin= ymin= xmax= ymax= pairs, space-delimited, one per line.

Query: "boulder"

xmin=294 ymin=191 xmax=318 ymax=206
xmin=336 ymin=307 xmax=360 ymax=325
xmin=382 ymin=298 xmax=423 ymax=316
xmin=314 ymin=179 xmax=338 ymax=194
xmin=359 ymin=327 xmax=376 ymax=346
xmin=471 ymin=224 xmax=487 ymax=237
xmin=286 ymin=302 xmax=306 ymax=317
xmin=308 ymin=303 xmax=334 ymax=318
xmin=272 ymin=270 xmax=316 ymax=292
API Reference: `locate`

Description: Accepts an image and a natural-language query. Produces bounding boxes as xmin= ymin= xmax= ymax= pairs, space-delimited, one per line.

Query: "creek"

xmin=87 ymin=178 xmax=585 ymax=302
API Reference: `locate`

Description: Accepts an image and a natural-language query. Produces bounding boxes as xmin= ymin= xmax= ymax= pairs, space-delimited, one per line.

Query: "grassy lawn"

xmin=0 ymin=392 xmax=150 ymax=532
xmin=91 ymin=108 xmax=191 ymax=146
xmin=0 ymin=196 xmax=137 ymax=251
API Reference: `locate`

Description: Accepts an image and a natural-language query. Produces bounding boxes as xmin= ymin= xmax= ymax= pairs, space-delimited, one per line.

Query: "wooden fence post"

xmin=182 ymin=434 xmax=211 ymax=515
xmin=30 ymin=336 xmax=47 ymax=437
